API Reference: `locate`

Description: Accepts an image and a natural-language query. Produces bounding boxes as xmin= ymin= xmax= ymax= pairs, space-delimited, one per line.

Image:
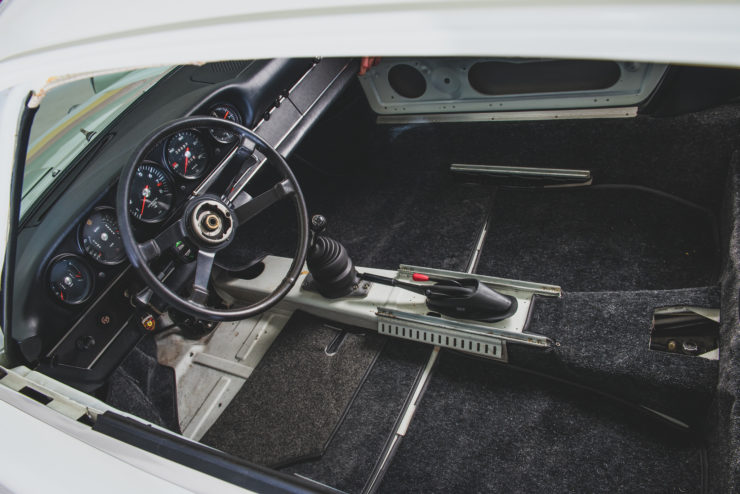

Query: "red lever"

xmin=412 ymin=273 xmax=430 ymax=282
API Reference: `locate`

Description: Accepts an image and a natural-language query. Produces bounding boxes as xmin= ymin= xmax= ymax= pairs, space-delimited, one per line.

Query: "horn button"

xmin=189 ymin=199 xmax=235 ymax=247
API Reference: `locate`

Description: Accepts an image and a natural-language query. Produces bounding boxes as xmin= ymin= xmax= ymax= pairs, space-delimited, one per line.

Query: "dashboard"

xmin=8 ymin=58 xmax=356 ymax=391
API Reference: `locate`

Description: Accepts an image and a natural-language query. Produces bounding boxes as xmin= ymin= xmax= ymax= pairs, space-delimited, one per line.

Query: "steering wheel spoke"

xmin=193 ymin=137 xmax=255 ymax=197
xmin=138 ymin=219 xmax=186 ymax=262
xmin=188 ymin=250 xmax=216 ymax=305
xmin=235 ymin=179 xmax=295 ymax=224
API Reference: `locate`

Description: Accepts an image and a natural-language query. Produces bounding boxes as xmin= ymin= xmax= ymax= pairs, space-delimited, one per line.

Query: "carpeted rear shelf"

xmin=379 ymin=350 xmax=705 ymax=494
xmin=200 ymin=311 xmax=384 ymax=467
xmin=476 ymin=187 xmax=719 ymax=291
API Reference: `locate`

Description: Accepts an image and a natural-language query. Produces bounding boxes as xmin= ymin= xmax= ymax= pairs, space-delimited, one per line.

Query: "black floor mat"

xmin=476 ymin=187 xmax=719 ymax=291
xmin=284 ymin=340 xmax=431 ymax=493
xmin=512 ymin=286 xmax=720 ymax=424
xmin=379 ymin=351 xmax=704 ymax=494
xmin=200 ymin=311 xmax=385 ymax=467
xmin=105 ymin=335 xmax=180 ymax=433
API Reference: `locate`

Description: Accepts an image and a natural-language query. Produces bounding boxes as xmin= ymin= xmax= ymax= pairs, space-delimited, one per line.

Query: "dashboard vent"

xmin=191 ymin=61 xmax=252 ymax=83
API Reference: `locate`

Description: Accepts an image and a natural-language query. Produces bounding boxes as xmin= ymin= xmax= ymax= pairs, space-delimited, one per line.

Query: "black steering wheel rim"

xmin=116 ymin=116 xmax=309 ymax=321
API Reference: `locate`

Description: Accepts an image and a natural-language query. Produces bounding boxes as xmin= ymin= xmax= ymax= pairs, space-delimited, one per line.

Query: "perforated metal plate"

xmin=360 ymin=57 xmax=666 ymax=116
xmin=378 ymin=317 xmax=505 ymax=360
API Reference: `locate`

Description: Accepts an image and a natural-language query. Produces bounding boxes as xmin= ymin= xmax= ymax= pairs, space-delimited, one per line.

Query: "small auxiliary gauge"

xmin=208 ymin=103 xmax=242 ymax=144
xmin=128 ymin=162 xmax=174 ymax=223
xmin=165 ymin=129 xmax=210 ymax=179
xmin=48 ymin=254 xmax=94 ymax=305
xmin=81 ymin=207 xmax=125 ymax=265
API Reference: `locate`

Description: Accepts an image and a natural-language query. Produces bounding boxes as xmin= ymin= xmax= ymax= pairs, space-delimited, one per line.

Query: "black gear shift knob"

xmin=311 ymin=214 xmax=327 ymax=235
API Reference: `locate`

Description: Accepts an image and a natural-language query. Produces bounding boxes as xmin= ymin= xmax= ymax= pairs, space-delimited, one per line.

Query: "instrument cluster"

xmin=47 ymin=102 xmax=243 ymax=306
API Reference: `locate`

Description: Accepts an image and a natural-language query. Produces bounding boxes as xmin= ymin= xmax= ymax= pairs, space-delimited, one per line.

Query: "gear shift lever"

xmin=305 ymin=215 xmax=362 ymax=298
xmin=304 ymin=215 xmax=517 ymax=323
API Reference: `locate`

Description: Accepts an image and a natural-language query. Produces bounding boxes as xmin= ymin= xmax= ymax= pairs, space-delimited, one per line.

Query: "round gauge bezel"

xmin=163 ymin=128 xmax=211 ymax=180
xmin=46 ymin=253 xmax=95 ymax=306
xmin=128 ymin=160 xmax=175 ymax=224
xmin=78 ymin=206 xmax=126 ymax=266
xmin=207 ymin=103 xmax=243 ymax=144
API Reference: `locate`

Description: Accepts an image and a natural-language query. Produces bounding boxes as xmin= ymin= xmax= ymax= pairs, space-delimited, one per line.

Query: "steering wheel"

xmin=116 ymin=116 xmax=309 ymax=321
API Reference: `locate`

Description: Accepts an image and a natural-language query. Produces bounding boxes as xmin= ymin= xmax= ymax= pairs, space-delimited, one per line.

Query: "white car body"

xmin=1 ymin=0 xmax=739 ymax=492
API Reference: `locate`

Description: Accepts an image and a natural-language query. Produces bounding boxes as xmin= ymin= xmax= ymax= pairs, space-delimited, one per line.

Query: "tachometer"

xmin=165 ymin=130 xmax=210 ymax=179
xmin=48 ymin=255 xmax=94 ymax=304
xmin=208 ymin=103 xmax=242 ymax=144
xmin=128 ymin=162 xmax=174 ymax=223
xmin=81 ymin=208 xmax=125 ymax=265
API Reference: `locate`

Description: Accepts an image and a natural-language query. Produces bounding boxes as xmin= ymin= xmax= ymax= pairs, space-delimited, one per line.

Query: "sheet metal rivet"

xmin=667 ymin=340 xmax=677 ymax=351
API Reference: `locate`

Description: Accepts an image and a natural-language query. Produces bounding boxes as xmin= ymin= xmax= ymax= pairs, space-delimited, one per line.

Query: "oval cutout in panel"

xmin=388 ymin=64 xmax=427 ymax=98
xmin=468 ymin=60 xmax=621 ymax=95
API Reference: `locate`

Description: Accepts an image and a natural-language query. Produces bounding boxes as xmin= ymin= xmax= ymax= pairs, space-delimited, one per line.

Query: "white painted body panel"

xmin=0 ymin=0 xmax=739 ymax=491
xmin=0 ymin=383 xmax=254 ymax=493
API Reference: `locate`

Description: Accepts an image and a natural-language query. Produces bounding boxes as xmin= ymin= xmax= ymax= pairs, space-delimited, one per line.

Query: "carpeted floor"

xmin=105 ymin=335 xmax=180 ymax=433
xmin=218 ymin=118 xmax=491 ymax=273
xmin=200 ymin=100 xmax=738 ymax=491
xmin=509 ymin=286 xmax=720 ymax=422
xmin=200 ymin=311 xmax=385 ymax=467
xmin=475 ymin=186 xmax=719 ymax=291
xmin=285 ymin=340 xmax=431 ymax=493
xmin=379 ymin=350 xmax=704 ymax=494
xmin=511 ymin=286 xmax=720 ymax=425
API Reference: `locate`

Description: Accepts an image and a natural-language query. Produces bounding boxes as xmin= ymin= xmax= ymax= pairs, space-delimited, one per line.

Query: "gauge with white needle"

xmin=81 ymin=208 xmax=125 ymax=265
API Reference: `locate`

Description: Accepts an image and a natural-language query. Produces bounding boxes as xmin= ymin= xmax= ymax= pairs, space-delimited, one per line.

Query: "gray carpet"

xmin=200 ymin=311 xmax=385 ymax=467
xmin=212 ymin=98 xmax=739 ymax=490
xmin=379 ymin=350 xmax=704 ymax=494
xmin=476 ymin=186 xmax=719 ymax=291
xmin=707 ymin=152 xmax=740 ymax=493
xmin=510 ymin=287 xmax=720 ymax=424
xmin=285 ymin=340 xmax=431 ymax=493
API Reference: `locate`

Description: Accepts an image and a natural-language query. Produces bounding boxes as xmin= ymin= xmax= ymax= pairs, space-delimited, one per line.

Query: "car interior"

xmin=4 ymin=56 xmax=740 ymax=493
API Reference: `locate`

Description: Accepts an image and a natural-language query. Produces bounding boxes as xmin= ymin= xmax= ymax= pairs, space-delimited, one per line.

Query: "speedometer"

xmin=128 ymin=162 xmax=174 ymax=223
xmin=81 ymin=208 xmax=125 ymax=265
